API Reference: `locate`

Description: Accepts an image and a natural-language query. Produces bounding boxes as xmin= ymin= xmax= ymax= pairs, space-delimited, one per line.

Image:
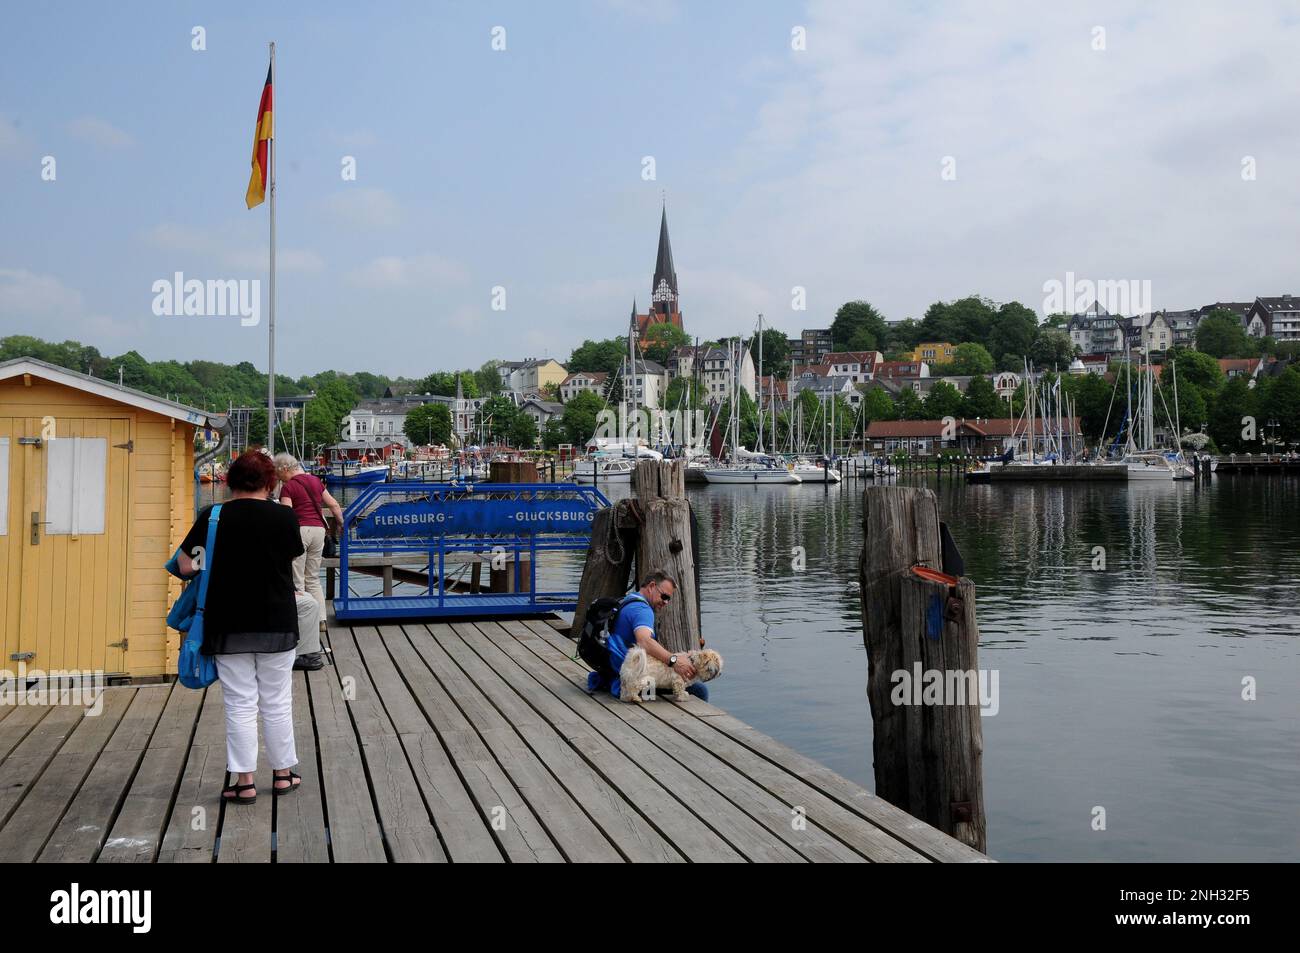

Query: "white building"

xmin=559 ymin=371 xmax=609 ymax=403
xmin=825 ymin=350 xmax=884 ymax=384
xmin=343 ymin=393 xmax=484 ymax=446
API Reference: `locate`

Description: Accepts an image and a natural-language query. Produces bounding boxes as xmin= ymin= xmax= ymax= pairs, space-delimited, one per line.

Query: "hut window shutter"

xmin=45 ymin=437 xmax=107 ymax=535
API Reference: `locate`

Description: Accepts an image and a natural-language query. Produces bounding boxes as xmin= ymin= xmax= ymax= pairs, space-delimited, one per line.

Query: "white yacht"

xmin=702 ymin=461 xmax=802 ymax=484
xmin=791 ymin=458 xmax=841 ymax=483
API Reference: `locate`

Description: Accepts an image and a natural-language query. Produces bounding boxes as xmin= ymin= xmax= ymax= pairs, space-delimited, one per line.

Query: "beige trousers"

xmin=293 ymin=525 xmax=327 ymax=622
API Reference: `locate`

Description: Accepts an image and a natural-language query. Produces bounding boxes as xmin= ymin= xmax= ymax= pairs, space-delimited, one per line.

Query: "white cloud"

xmin=324 ymin=188 xmax=402 ymax=228
xmin=146 ymin=223 xmax=323 ymax=274
xmin=67 ymin=117 xmax=134 ymax=149
xmin=719 ymin=0 xmax=1300 ymax=322
xmin=0 ymin=268 xmax=84 ymax=315
xmin=0 ymin=268 xmax=141 ymax=342
xmin=346 ymin=253 xmax=467 ymax=289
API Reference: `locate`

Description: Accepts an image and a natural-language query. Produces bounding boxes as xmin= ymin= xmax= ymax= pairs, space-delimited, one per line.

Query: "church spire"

xmin=650 ymin=203 xmax=678 ymax=316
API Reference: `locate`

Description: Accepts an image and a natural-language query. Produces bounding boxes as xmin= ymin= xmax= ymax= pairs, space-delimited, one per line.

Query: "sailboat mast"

xmin=754 ymin=312 xmax=759 ymax=452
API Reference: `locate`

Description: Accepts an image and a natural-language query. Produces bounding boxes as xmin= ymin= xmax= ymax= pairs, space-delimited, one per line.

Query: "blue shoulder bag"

xmin=165 ymin=503 xmax=222 ymax=689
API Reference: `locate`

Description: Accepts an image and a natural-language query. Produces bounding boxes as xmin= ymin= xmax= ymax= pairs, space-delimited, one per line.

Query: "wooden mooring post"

xmin=859 ymin=484 xmax=987 ymax=852
xmin=572 ymin=459 xmax=700 ymax=653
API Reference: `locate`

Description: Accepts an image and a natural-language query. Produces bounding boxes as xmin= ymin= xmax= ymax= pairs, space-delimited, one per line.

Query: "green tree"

xmin=960 ymin=375 xmax=1002 ymax=419
xmin=895 ymin=387 xmax=926 ymax=420
xmin=404 ymin=402 xmax=452 ymax=446
xmin=1029 ymin=328 xmax=1078 ymax=369
xmin=476 ymin=361 xmax=502 ymax=396
xmin=643 ymin=323 xmax=691 ymax=366
xmin=921 ymin=296 xmax=997 ymax=348
xmin=420 ymin=371 xmax=478 ymax=398
xmin=508 ymin=413 xmax=539 ymax=448
xmin=1194 ymin=310 xmax=1250 ymax=358
xmin=1162 ymin=350 xmax=1225 ymax=395
xmin=1208 ymin=376 xmax=1254 ymax=452
xmin=561 ymin=390 xmax=604 ymax=446
xmin=830 ymin=301 xmax=889 ymax=351
xmin=858 ymin=387 xmax=896 ymax=424
xmin=663 ymin=376 xmax=704 ymax=410
xmin=948 ymin=342 xmax=995 ymax=376
xmin=987 ymin=302 xmax=1040 ymax=365
xmin=748 ymin=327 xmax=793 ymax=376
xmin=1257 ymin=366 xmax=1300 ymax=446
xmin=567 ymin=338 xmax=627 ymax=376
xmin=883 ymin=318 xmax=925 ymax=353
xmin=478 ymin=395 xmax=518 ymax=441
xmin=923 ymin=381 xmax=964 ymax=419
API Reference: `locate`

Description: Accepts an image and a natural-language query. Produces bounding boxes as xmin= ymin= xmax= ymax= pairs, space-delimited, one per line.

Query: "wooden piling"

xmin=859 ymin=484 xmax=986 ymax=852
xmin=572 ymin=505 xmax=635 ymax=637
xmin=490 ymin=460 xmax=537 ymax=593
xmin=633 ymin=459 xmax=698 ymax=654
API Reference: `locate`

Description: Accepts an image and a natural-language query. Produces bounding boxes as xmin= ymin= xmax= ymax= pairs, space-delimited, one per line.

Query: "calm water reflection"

xmin=199 ymin=475 xmax=1299 ymax=861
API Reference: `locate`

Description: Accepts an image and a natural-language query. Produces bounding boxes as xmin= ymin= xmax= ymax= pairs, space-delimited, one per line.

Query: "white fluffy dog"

xmin=618 ymin=647 xmax=723 ymax=703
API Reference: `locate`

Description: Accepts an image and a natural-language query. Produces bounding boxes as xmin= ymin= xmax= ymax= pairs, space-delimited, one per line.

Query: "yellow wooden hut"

xmin=0 ymin=358 xmax=228 ymax=679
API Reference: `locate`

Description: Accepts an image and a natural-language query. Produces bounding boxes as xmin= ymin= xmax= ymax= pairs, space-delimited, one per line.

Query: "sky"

xmin=3 ymin=0 xmax=1300 ymax=379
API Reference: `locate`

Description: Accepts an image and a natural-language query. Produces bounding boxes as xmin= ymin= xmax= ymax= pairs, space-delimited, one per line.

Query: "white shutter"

xmin=0 ymin=437 xmax=8 ymax=536
xmin=45 ymin=437 xmax=107 ymax=535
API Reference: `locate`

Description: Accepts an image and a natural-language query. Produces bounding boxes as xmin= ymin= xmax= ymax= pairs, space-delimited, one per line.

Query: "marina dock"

xmin=0 ymin=617 xmax=987 ymax=863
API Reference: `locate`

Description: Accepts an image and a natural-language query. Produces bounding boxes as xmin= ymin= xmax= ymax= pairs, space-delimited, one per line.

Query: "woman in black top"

xmin=178 ymin=450 xmax=305 ymax=804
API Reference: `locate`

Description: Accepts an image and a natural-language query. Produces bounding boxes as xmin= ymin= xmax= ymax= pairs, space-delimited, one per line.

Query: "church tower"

xmin=636 ymin=204 xmax=684 ymax=340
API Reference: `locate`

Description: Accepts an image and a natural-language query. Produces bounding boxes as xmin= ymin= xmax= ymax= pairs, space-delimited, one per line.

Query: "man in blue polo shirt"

xmin=590 ymin=569 xmax=709 ymax=701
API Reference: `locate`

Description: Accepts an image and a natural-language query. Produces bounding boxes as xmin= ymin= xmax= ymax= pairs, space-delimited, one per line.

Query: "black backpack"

xmin=577 ymin=593 xmax=642 ymax=678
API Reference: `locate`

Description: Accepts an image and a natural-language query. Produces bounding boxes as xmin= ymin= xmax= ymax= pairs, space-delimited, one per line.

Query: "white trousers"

xmin=215 ymin=650 xmax=297 ymax=774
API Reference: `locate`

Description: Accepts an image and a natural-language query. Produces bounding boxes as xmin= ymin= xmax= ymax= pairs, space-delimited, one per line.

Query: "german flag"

xmin=245 ymin=64 xmax=273 ymax=209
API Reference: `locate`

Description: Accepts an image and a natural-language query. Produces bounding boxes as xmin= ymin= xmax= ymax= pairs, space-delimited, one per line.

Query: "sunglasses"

xmin=657 ymin=586 xmax=673 ymax=603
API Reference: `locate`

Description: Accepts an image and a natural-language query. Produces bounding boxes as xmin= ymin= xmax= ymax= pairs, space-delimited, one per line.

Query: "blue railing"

xmin=333 ymin=481 xmax=609 ymax=621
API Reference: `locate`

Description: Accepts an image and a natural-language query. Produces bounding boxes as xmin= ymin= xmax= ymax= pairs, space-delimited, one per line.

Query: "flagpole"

xmin=266 ymin=40 xmax=277 ymax=451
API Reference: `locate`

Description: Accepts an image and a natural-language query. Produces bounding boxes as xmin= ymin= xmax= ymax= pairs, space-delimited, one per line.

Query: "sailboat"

xmin=702 ymin=325 xmax=801 ymax=485
xmin=1120 ymin=354 xmax=1194 ymax=481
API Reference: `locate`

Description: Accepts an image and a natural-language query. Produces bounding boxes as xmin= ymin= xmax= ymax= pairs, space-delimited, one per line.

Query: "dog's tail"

xmin=622 ymin=646 xmax=648 ymax=683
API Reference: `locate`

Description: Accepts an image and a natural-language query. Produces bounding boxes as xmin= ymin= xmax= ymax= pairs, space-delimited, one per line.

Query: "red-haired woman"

xmin=176 ymin=450 xmax=305 ymax=804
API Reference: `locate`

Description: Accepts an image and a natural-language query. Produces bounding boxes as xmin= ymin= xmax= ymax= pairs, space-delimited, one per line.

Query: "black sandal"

xmin=222 ymin=782 xmax=257 ymax=805
xmin=272 ymin=771 xmax=301 ymax=796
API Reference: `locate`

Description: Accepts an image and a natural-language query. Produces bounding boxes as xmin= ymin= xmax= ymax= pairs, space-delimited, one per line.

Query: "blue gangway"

xmin=333 ymin=481 xmax=609 ymax=622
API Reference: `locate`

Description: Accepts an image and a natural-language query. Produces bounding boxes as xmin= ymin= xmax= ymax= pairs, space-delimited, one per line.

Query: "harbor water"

xmin=201 ymin=474 xmax=1300 ymax=861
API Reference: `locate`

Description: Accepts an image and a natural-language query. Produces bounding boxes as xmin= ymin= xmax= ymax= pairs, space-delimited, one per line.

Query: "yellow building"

xmin=911 ymin=342 xmax=955 ymax=365
xmin=1 ymin=358 xmax=228 ymax=679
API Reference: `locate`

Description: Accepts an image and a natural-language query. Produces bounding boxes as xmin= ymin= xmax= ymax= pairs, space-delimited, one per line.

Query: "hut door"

xmin=0 ymin=417 xmax=131 ymax=675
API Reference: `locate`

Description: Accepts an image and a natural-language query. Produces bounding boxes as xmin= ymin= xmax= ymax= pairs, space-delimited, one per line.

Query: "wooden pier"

xmin=0 ymin=618 xmax=987 ymax=863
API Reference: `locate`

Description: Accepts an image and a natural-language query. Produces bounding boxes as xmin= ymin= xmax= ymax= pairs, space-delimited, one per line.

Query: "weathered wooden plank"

xmin=214 ymin=688 xmax=276 ymax=864
xmin=357 ymin=626 xmax=503 ymax=862
xmin=0 ymin=704 xmax=87 ymax=831
xmin=305 ymin=663 xmax=386 ymax=862
xmin=98 ymin=686 xmax=204 ymax=863
xmin=519 ymin=618 xmax=987 ymax=863
xmin=377 ymin=626 xmax=560 ymax=862
xmin=497 ymin=620 xmax=869 ymax=862
xmin=0 ymin=704 xmax=50 ymax=764
xmin=330 ymin=627 xmax=445 ymax=862
xmin=439 ymin=622 xmax=684 ymax=863
xmin=272 ymin=671 xmax=329 ymax=863
xmin=407 ymin=624 xmax=619 ymax=861
xmin=39 ymin=686 xmax=172 ymax=863
xmin=470 ymin=622 xmax=760 ymax=862
xmin=0 ymin=690 xmax=132 ymax=862
xmin=158 ymin=684 xmax=226 ymax=863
